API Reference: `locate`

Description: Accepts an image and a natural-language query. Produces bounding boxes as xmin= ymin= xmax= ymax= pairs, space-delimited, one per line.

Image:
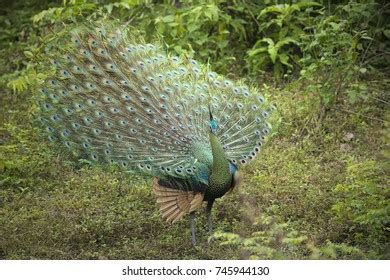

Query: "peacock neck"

xmin=207 ymin=132 xmax=231 ymax=198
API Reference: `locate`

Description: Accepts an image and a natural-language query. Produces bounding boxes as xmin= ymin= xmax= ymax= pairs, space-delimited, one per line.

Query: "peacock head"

xmin=209 ymin=108 xmax=218 ymax=134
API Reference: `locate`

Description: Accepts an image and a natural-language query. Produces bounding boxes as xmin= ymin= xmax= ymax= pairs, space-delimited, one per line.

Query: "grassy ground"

xmin=0 ymin=77 xmax=387 ymax=259
xmin=0 ymin=0 xmax=388 ymax=260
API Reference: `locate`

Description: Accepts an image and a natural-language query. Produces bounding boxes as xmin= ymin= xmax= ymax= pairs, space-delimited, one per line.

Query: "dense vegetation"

xmin=0 ymin=0 xmax=388 ymax=259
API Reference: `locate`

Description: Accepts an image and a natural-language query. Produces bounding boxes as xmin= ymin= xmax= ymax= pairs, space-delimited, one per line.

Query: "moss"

xmin=0 ymin=0 xmax=388 ymax=260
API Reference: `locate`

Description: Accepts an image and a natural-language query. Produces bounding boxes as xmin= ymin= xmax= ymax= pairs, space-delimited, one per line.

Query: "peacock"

xmin=37 ymin=23 xmax=274 ymax=245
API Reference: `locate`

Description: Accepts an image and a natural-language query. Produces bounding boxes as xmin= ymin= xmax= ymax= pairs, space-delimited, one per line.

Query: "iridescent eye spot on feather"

xmin=49 ymin=93 xmax=58 ymax=100
xmin=49 ymin=80 xmax=59 ymax=86
xmin=193 ymin=67 xmax=200 ymax=74
xmin=110 ymin=108 xmax=119 ymax=114
xmin=127 ymin=106 xmax=136 ymax=113
xmin=258 ymin=96 xmax=265 ymax=103
xmin=103 ymin=79 xmax=113 ymax=86
xmin=88 ymin=38 xmax=97 ymax=48
xmin=51 ymin=114 xmax=60 ymax=122
xmin=83 ymin=117 xmax=92 ymax=125
xmin=140 ymin=97 xmax=148 ymax=103
xmin=71 ymin=37 xmax=80 ymax=45
xmin=39 ymin=88 xmax=48 ymax=94
xmin=105 ymin=121 xmax=113 ymax=128
xmin=60 ymin=108 xmax=71 ymax=116
xmin=119 ymin=120 xmax=128 ymax=126
xmin=46 ymin=126 xmax=54 ymax=133
xmin=86 ymin=83 xmax=96 ymax=90
xmin=97 ymin=48 xmax=107 ymax=56
xmin=61 ymin=70 xmax=70 ymax=77
xmin=51 ymin=59 xmax=60 ymax=67
xmin=164 ymin=87 xmax=173 ymax=94
xmin=208 ymin=72 xmax=216 ymax=80
xmin=70 ymin=84 xmax=80 ymax=91
xmin=81 ymin=49 xmax=90 ymax=57
xmin=72 ymin=122 xmax=80 ymax=130
xmin=89 ymin=64 xmax=98 ymax=71
xmin=103 ymin=96 xmax=112 ymax=102
xmin=262 ymin=111 xmax=269 ymax=118
xmin=73 ymin=66 xmax=82 ymax=73
xmin=64 ymin=54 xmax=73 ymax=61
xmin=95 ymin=111 xmax=104 ymax=118
xmin=106 ymin=63 xmax=116 ymax=71
xmin=75 ymin=103 xmax=84 ymax=110
xmin=175 ymin=167 xmax=183 ymax=175
xmin=252 ymin=104 xmax=258 ymax=111
xmin=91 ymin=154 xmax=98 ymax=161
xmin=93 ymin=128 xmax=101 ymax=135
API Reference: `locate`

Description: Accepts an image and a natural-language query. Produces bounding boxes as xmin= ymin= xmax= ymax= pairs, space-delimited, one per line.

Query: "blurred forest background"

xmin=0 ymin=0 xmax=388 ymax=259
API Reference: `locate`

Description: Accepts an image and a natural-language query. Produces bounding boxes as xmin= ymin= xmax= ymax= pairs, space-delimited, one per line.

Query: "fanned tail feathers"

xmin=37 ymin=23 xmax=275 ymax=180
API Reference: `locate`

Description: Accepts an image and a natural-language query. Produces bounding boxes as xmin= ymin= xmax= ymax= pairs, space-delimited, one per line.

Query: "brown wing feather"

xmin=153 ymin=178 xmax=204 ymax=223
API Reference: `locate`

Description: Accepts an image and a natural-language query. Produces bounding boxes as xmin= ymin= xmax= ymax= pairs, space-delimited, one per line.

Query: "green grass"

xmin=0 ymin=0 xmax=388 ymax=260
xmin=0 ymin=78 xmax=388 ymax=259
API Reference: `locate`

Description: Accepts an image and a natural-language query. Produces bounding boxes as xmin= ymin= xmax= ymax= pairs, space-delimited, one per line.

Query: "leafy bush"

xmin=331 ymin=159 xmax=389 ymax=251
xmin=299 ymin=0 xmax=388 ymax=106
xmin=0 ymin=0 xmax=388 ymax=260
xmin=247 ymin=1 xmax=321 ymax=79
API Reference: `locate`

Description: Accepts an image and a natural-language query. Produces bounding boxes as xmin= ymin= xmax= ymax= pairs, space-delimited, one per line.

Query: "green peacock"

xmin=37 ymin=23 xmax=274 ymax=245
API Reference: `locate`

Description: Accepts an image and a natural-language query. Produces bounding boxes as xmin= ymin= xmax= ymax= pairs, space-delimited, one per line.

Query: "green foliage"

xmin=299 ymin=0 xmax=388 ymax=106
xmin=0 ymin=0 xmax=388 ymax=260
xmin=248 ymin=1 xmax=321 ymax=79
xmin=331 ymin=159 xmax=389 ymax=249
xmin=214 ymin=214 xmax=309 ymax=259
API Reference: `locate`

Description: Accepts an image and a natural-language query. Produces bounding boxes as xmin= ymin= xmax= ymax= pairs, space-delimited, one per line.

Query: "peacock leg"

xmin=190 ymin=212 xmax=196 ymax=246
xmin=206 ymin=200 xmax=215 ymax=235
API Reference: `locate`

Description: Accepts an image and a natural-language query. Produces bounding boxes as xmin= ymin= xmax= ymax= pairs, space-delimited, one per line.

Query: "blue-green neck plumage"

xmin=206 ymin=132 xmax=232 ymax=199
